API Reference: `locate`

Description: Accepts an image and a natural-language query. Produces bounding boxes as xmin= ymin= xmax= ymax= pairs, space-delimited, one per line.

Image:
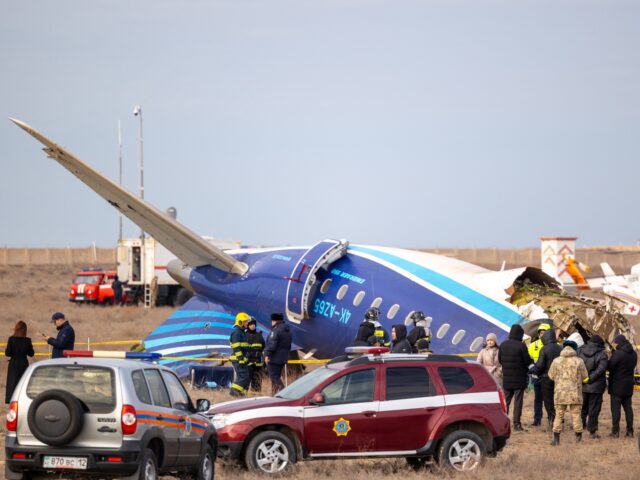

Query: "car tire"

xmin=123 ymin=448 xmax=159 ymax=480
xmin=4 ymin=464 xmax=31 ymax=480
xmin=437 ymin=430 xmax=486 ymax=472
xmin=193 ymin=444 xmax=215 ymax=480
xmin=27 ymin=389 xmax=84 ymax=447
xmin=244 ymin=431 xmax=296 ymax=474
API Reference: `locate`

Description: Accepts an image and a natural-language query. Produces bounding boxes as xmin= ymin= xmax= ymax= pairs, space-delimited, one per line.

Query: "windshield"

xmin=276 ymin=366 xmax=338 ymax=400
xmin=74 ymin=275 xmax=101 ymax=284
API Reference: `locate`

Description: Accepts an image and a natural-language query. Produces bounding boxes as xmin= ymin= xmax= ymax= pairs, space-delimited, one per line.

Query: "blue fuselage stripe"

xmin=145 ymin=334 xmax=228 ymax=349
xmin=149 ymin=320 xmax=234 ymax=336
xmin=349 ymin=246 xmax=522 ymax=327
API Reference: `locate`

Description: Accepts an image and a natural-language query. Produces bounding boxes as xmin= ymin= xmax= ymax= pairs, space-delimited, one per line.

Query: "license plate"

xmin=43 ymin=456 xmax=88 ymax=470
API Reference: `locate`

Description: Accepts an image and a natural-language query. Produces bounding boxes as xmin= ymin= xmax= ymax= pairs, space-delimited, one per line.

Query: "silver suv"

xmin=5 ymin=357 xmax=217 ymax=480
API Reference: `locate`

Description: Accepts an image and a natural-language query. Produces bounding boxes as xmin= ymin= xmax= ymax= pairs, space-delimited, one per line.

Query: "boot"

xmin=625 ymin=430 xmax=634 ymax=438
xmin=550 ymin=432 xmax=560 ymax=446
xmin=590 ymin=432 xmax=600 ymax=439
xmin=610 ymin=430 xmax=620 ymax=438
xmin=575 ymin=432 xmax=582 ymax=443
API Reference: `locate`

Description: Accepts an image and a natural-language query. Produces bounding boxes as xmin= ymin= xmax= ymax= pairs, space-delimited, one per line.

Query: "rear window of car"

xmin=438 ymin=367 xmax=475 ymax=394
xmin=386 ymin=367 xmax=436 ymax=400
xmin=26 ymin=365 xmax=116 ymax=413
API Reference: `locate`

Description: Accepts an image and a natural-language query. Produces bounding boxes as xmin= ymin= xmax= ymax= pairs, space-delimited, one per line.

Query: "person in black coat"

xmin=5 ymin=321 xmax=34 ymax=403
xmin=608 ymin=334 xmax=637 ymax=437
xmin=264 ymin=313 xmax=292 ymax=395
xmin=353 ymin=307 xmax=379 ymax=346
xmin=498 ymin=324 xmax=532 ymax=431
xmin=577 ymin=334 xmax=608 ymax=437
xmin=531 ymin=328 xmax=562 ymax=428
xmin=245 ymin=318 xmax=266 ymax=392
xmin=391 ymin=324 xmax=412 ymax=354
xmin=41 ymin=312 xmax=75 ymax=359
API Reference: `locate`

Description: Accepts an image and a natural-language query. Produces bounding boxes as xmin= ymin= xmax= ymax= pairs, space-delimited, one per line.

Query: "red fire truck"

xmin=68 ymin=268 xmax=120 ymax=305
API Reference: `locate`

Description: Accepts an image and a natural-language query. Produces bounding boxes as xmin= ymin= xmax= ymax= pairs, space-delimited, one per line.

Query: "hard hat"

xmin=411 ymin=311 xmax=426 ymax=324
xmin=537 ymin=322 xmax=552 ymax=332
xmin=235 ymin=312 xmax=251 ymax=326
xmin=364 ymin=307 xmax=380 ymax=322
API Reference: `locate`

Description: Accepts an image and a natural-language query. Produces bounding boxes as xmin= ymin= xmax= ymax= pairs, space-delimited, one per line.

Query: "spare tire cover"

xmin=28 ymin=389 xmax=84 ymax=446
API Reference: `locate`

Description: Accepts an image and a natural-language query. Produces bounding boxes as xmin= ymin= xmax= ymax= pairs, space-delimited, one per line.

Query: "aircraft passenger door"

xmin=285 ymin=239 xmax=349 ymax=323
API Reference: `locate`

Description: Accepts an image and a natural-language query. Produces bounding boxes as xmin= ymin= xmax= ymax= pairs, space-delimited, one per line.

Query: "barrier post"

xmin=284 ymin=364 xmax=288 ymax=387
xmin=87 ymin=338 xmax=90 ymax=350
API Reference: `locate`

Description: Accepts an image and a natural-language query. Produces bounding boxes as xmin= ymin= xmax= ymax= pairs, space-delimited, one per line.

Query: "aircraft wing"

xmin=10 ymin=118 xmax=248 ymax=275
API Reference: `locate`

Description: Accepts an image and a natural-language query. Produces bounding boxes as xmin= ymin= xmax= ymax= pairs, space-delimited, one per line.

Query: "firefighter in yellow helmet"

xmin=229 ymin=312 xmax=251 ymax=396
xmin=528 ymin=321 xmax=552 ymax=426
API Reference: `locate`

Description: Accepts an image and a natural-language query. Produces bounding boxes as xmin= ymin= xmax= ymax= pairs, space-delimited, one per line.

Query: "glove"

xmin=582 ymin=376 xmax=589 ymax=384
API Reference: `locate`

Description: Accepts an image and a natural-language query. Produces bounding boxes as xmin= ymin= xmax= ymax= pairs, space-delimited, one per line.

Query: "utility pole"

xmin=133 ymin=105 xmax=149 ymax=308
xmin=118 ymin=120 xmax=123 ymax=242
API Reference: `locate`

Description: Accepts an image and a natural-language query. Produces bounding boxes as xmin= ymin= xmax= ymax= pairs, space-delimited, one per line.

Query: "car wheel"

xmin=244 ymin=431 xmax=296 ymax=474
xmin=123 ymin=448 xmax=158 ymax=480
xmin=195 ymin=444 xmax=215 ymax=480
xmin=437 ymin=430 xmax=486 ymax=472
xmin=27 ymin=389 xmax=84 ymax=446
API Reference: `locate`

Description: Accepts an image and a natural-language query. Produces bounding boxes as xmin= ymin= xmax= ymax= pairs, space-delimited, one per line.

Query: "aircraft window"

xmin=404 ymin=311 xmax=416 ymax=326
xmin=387 ymin=304 xmax=400 ymax=320
xmin=353 ymin=291 xmax=366 ymax=307
xmin=451 ymin=329 xmax=466 ymax=345
xmin=336 ymin=284 xmax=349 ymax=300
xmin=320 ymin=279 xmax=332 ymax=294
xmin=436 ymin=323 xmax=450 ymax=339
xmin=371 ymin=297 xmax=382 ymax=308
xmin=469 ymin=336 xmax=484 ymax=352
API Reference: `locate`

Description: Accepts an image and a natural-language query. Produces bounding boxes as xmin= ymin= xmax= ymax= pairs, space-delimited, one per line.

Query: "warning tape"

xmin=0 ymin=340 xmax=141 ymax=347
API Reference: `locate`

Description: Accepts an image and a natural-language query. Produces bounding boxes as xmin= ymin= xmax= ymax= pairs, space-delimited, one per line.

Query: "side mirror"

xmin=196 ymin=398 xmax=210 ymax=413
xmin=310 ymin=393 xmax=325 ymax=405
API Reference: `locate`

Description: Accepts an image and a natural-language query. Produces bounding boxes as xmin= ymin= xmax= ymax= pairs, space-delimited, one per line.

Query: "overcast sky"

xmin=1 ymin=0 xmax=639 ymax=249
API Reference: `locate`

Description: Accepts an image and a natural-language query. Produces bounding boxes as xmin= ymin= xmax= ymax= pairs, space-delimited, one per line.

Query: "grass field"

xmin=1 ymin=264 xmax=639 ymax=479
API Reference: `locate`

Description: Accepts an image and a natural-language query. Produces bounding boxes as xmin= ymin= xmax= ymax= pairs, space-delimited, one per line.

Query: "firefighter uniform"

xmin=246 ymin=318 xmax=266 ymax=392
xmin=373 ymin=321 xmax=391 ymax=347
xmin=407 ymin=311 xmax=432 ymax=353
xmin=229 ymin=312 xmax=251 ymax=396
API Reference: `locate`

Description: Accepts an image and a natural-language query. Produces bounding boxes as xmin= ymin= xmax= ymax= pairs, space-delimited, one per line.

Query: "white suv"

xmin=5 ymin=357 xmax=217 ymax=480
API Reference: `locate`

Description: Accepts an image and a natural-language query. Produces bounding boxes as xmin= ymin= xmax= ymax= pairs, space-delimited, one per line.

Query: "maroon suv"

xmin=208 ymin=348 xmax=510 ymax=474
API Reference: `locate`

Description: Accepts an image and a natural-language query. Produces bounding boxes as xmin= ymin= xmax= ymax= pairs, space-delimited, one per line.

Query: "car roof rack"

xmin=346 ymin=353 xmax=467 ymax=367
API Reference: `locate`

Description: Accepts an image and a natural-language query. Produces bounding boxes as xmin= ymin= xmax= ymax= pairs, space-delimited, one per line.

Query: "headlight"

xmin=211 ymin=414 xmax=228 ymax=430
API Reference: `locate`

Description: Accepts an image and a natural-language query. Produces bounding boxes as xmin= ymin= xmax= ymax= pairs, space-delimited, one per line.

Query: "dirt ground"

xmin=1 ymin=265 xmax=639 ymax=480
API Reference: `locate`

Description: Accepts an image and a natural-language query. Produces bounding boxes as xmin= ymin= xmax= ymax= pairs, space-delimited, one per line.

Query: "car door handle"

xmin=178 ymin=417 xmax=185 ymax=423
xmin=362 ymin=410 xmax=377 ymax=417
xmin=423 ymin=407 xmax=439 ymax=412
xmin=156 ymin=415 xmax=164 ymax=421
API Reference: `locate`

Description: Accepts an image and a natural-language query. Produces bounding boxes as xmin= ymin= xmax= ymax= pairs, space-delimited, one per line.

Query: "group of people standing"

xmin=228 ymin=312 xmax=292 ymax=397
xmin=353 ymin=307 xmax=432 ymax=354
xmin=476 ymin=320 xmax=637 ymax=444
xmin=5 ymin=312 xmax=75 ymax=403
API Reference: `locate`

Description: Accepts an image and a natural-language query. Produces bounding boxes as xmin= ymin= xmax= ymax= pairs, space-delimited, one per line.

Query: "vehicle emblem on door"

xmin=332 ymin=418 xmax=351 ymax=437
xmin=184 ymin=416 xmax=192 ymax=434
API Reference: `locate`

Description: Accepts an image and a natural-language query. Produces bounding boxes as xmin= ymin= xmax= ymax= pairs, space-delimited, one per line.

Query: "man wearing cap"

xmin=607 ymin=334 xmax=637 ymax=438
xmin=42 ymin=312 xmax=75 ymax=359
xmin=229 ymin=312 xmax=251 ymax=397
xmin=264 ymin=313 xmax=292 ymax=395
